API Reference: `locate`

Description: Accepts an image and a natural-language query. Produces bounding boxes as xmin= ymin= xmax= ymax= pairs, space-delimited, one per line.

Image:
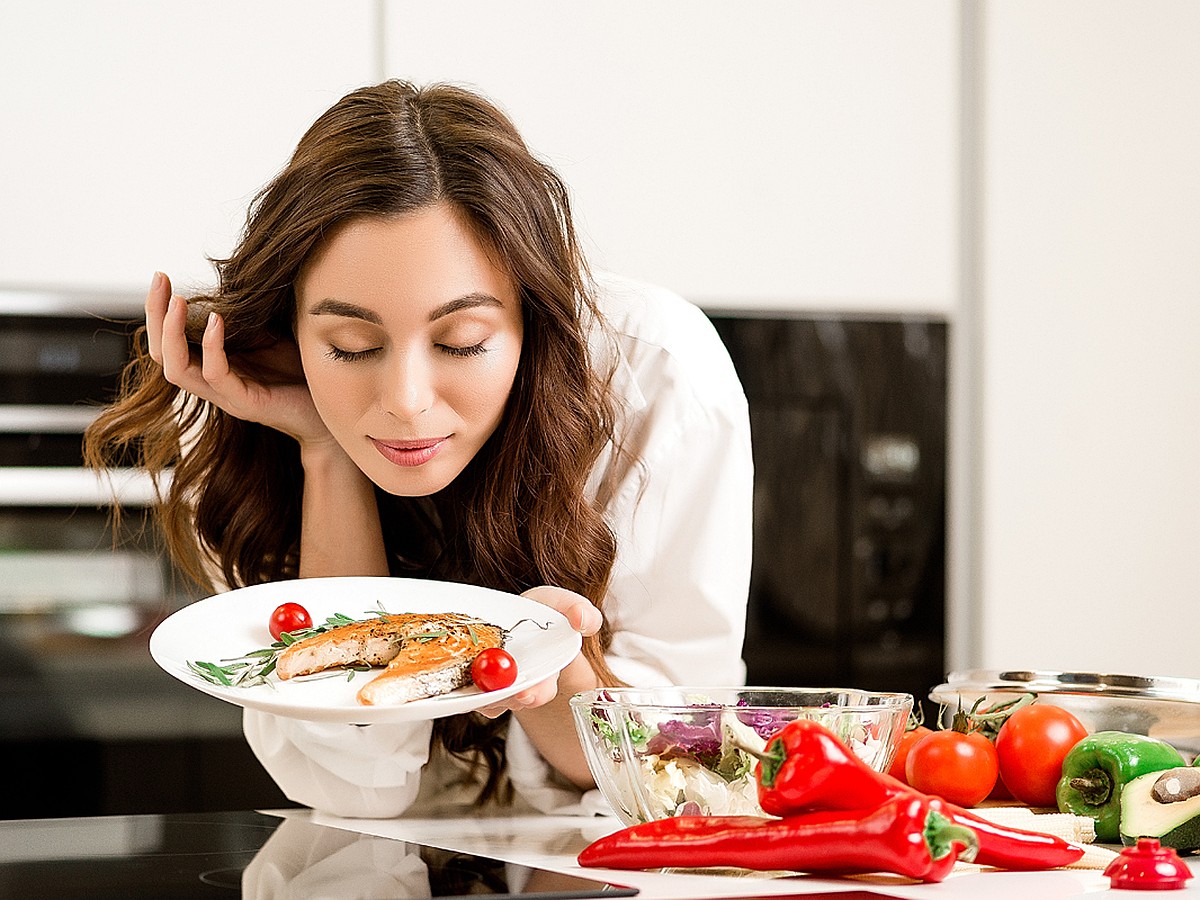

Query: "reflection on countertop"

xmin=301 ymin=809 xmax=1200 ymax=900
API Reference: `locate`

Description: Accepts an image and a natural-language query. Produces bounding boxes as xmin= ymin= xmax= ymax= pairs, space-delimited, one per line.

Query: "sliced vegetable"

xmin=577 ymin=792 xmax=977 ymax=882
xmin=1056 ymin=731 xmax=1186 ymax=842
xmin=1120 ymin=767 xmax=1200 ymax=852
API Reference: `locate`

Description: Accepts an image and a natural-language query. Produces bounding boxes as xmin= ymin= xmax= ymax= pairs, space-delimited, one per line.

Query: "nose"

xmin=381 ymin=349 xmax=436 ymax=420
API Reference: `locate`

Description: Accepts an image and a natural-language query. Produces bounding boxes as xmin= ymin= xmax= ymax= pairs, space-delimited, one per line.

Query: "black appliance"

xmin=708 ymin=313 xmax=947 ymax=715
xmin=0 ymin=289 xmax=292 ymax=820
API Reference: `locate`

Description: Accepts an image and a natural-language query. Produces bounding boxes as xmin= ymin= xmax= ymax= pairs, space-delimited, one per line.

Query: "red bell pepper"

xmin=754 ymin=718 xmax=1084 ymax=871
xmin=578 ymin=792 xmax=976 ymax=883
xmin=757 ymin=718 xmax=894 ymax=815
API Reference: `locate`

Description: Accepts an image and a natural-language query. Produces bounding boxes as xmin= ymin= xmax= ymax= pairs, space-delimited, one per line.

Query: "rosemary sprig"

xmin=187 ymin=607 xmax=388 ymax=689
xmin=410 ymin=630 xmax=448 ymax=642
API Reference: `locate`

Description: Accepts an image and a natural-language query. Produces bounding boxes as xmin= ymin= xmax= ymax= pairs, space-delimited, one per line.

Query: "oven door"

xmin=0 ymin=292 xmax=290 ymax=819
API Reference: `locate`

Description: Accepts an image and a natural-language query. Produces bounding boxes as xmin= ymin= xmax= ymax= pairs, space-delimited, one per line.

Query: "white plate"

xmin=149 ymin=576 xmax=581 ymax=724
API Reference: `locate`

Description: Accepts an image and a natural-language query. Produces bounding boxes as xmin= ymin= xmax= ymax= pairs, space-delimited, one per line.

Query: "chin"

xmin=366 ymin=462 xmax=460 ymax=498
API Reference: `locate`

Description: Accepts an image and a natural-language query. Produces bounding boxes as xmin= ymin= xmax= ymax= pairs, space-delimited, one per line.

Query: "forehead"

xmin=296 ymin=206 xmax=516 ymax=314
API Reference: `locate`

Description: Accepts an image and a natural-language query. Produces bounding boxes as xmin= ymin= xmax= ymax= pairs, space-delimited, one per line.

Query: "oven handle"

xmin=0 ymin=467 xmax=166 ymax=507
xmin=0 ymin=405 xmax=100 ymax=433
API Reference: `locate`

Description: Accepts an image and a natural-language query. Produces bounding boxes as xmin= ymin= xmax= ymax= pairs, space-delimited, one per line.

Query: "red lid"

xmin=1104 ymin=838 xmax=1193 ymax=891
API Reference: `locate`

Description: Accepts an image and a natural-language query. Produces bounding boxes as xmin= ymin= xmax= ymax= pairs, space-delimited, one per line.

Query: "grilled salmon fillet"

xmin=357 ymin=624 xmax=503 ymax=706
xmin=275 ymin=612 xmax=505 ymax=705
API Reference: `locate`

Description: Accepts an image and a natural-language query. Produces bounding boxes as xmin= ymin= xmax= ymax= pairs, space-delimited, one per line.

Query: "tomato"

xmin=988 ymin=770 xmax=1013 ymax=801
xmin=994 ymin=703 xmax=1088 ymax=807
xmin=887 ymin=725 xmax=933 ymax=785
xmin=269 ymin=602 xmax=313 ymax=641
xmin=905 ymin=730 xmax=998 ymax=807
xmin=470 ymin=647 xmax=518 ymax=692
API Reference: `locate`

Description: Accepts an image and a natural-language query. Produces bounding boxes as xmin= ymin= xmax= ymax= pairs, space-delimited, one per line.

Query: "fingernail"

xmin=206 ymin=311 xmax=218 ymax=330
xmin=150 ymin=271 xmax=163 ymax=291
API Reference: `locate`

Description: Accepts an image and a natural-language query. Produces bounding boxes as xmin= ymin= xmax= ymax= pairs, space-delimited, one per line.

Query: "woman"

xmin=85 ymin=79 xmax=752 ymax=818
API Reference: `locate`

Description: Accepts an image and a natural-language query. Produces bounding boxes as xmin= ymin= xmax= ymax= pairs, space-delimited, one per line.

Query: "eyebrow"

xmin=307 ymin=292 xmax=504 ymax=324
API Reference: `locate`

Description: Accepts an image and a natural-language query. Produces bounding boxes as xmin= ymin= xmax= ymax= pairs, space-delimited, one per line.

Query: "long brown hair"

xmin=84 ymin=80 xmax=625 ymax=802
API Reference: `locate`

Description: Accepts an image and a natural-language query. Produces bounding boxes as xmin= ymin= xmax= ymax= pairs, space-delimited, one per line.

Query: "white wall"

xmin=969 ymin=1 xmax=1200 ymax=676
xmin=0 ymin=1 xmax=958 ymax=316
xmin=383 ymin=0 xmax=958 ymax=313
xmin=0 ymin=0 xmax=378 ymax=302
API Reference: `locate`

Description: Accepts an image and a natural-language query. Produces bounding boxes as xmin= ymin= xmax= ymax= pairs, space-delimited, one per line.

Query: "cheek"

xmin=301 ymin=356 xmax=366 ymax=423
xmin=460 ymin=353 xmax=521 ymax=421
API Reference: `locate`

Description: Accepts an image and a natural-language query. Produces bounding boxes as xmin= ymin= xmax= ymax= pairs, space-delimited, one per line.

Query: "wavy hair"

xmin=84 ymin=80 xmax=624 ymax=803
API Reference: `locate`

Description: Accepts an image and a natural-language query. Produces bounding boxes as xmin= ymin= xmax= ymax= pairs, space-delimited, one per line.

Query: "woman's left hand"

xmin=473 ymin=585 xmax=601 ymax=718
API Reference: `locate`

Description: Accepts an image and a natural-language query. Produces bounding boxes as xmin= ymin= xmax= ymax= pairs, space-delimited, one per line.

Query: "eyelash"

xmin=324 ymin=343 xmax=488 ymax=362
xmin=439 ymin=341 xmax=488 ymax=358
xmin=325 ymin=346 xmax=380 ymax=362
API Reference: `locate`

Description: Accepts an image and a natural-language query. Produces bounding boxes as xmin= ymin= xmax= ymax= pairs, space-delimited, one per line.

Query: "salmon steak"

xmin=275 ymin=612 xmax=506 ymax=705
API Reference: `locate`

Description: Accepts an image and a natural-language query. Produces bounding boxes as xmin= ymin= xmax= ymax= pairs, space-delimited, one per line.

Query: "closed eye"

xmin=326 ymin=345 xmax=381 ymax=362
xmin=439 ymin=342 xmax=488 ymax=358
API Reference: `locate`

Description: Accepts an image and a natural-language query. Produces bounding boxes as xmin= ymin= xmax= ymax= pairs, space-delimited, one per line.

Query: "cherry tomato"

xmin=905 ymin=729 xmax=998 ymax=807
xmin=887 ymin=725 xmax=933 ymax=785
xmin=470 ymin=647 xmax=518 ymax=692
xmin=994 ymin=703 xmax=1088 ymax=807
xmin=269 ymin=602 xmax=312 ymax=641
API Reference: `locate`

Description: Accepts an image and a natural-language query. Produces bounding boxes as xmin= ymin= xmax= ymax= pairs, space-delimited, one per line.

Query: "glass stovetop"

xmin=0 ymin=810 xmax=637 ymax=899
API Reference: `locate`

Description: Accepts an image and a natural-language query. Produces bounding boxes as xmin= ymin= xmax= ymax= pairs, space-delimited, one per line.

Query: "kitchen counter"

xmin=5 ymin=806 xmax=1198 ymax=897
xmin=295 ymin=808 xmax=1200 ymax=899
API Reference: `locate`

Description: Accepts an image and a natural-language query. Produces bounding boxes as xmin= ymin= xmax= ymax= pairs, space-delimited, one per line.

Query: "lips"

xmin=370 ymin=436 xmax=448 ymax=468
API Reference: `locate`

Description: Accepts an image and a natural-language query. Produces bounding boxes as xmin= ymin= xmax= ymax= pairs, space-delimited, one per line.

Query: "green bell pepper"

xmin=1056 ymin=731 xmax=1186 ymax=842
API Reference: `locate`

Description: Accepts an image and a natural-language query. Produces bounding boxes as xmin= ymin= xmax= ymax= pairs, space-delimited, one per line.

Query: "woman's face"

xmin=294 ymin=204 xmax=523 ymax=496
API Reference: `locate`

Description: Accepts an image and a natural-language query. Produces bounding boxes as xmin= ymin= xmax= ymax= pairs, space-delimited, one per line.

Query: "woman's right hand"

xmin=146 ymin=271 xmax=332 ymax=446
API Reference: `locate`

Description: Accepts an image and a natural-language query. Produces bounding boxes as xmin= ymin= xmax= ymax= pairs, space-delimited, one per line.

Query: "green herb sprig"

xmin=187 ymin=606 xmax=388 ymax=689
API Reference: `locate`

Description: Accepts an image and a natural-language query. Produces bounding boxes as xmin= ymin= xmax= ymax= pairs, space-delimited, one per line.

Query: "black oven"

xmin=707 ymin=312 xmax=947 ymax=719
xmin=0 ymin=288 xmax=292 ymax=819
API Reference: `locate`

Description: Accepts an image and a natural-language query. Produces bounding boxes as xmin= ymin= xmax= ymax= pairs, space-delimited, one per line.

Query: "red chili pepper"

xmin=577 ymin=793 xmax=976 ymax=883
xmin=757 ymin=718 xmax=892 ymax=815
xmin=754 ymin=718 xmax=1084 ymax=871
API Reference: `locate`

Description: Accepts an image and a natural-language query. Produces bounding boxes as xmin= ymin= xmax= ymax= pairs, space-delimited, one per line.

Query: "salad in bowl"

xmin=569 ymin=687 xmax=912 ymax=825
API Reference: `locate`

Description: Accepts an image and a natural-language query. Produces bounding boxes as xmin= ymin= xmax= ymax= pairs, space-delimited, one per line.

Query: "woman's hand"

xmin=474 ymin=585 xmax=601 ymax=718
xmin=146 ymin=271 xmax=332 ymax=446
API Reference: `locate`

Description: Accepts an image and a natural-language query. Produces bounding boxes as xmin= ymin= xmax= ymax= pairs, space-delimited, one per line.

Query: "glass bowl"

xmin=569 ymin=686 xmax=913 ymax=825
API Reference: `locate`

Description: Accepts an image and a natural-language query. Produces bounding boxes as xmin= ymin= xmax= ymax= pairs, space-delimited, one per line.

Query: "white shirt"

xmin=243 ymin=273 xmax=754 ymax=818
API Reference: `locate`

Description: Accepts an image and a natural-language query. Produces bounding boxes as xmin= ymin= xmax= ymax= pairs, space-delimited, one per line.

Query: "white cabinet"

xmin=0 ymin=0 xmax=378 ymax=300
xmin=381 ymin=0 xmax=959 ymax=313
xmin=1 ymin=1 xmax=957 ymax=312
xmin=968 ymin=1 xmax=1200 ymax=676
